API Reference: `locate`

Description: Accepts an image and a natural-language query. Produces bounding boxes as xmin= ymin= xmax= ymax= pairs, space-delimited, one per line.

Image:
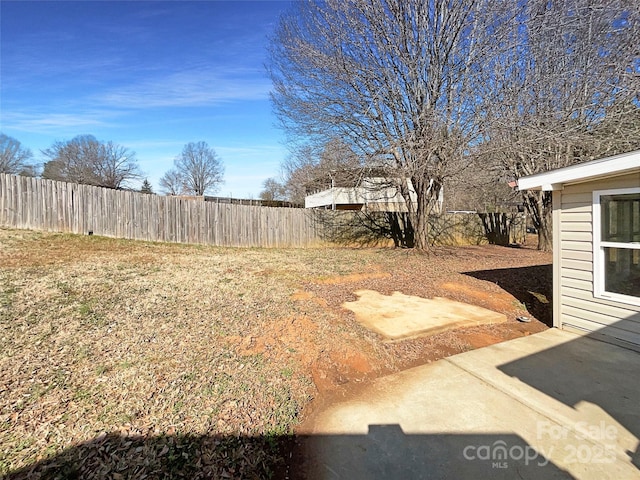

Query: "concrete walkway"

xmin=302 ymin=329 xmax=640 ymax=479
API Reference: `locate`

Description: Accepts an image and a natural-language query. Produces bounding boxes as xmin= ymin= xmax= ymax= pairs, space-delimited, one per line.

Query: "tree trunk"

xmin=478 ymin=212 xmax=511 ymax=246
xmin=413 ymin=211 xmax=430 ymax=250
xmin=386 ymin=212 xmax=415 ymax=248
xmin=537 ymin=220 xmax=552 ymax=251
xmin=524 ymin=191 xmax=553 ymax=251
xmin=405 ymin=177 xmax=440 ymax=251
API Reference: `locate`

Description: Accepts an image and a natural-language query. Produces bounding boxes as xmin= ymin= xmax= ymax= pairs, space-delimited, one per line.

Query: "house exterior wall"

xmin=556 ymin=173 xmax=640 ymax=350
xmin=304 ymin=185 xmax=411 ymax=211
xmin=304 ymin=177 xmax=445 ymax=213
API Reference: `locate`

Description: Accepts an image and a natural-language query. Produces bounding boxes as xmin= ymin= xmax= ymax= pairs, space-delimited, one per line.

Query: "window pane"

xmin=601 ymin=193 xmax=640 ymax=243
xmin=604 ymin=247 xmax=640 ymax=297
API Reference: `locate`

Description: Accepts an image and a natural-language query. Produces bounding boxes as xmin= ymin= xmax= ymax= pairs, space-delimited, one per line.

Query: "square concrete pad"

xmin=343 ymin=290 xmax=507 ymax=340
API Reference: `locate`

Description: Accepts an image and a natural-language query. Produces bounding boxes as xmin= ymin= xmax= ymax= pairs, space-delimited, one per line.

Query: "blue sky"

xmin=0 ymin=0 xmax=293 ymax=197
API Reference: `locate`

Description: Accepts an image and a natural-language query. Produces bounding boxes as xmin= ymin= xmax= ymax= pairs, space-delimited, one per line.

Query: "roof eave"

xmin=517 ymin=150 xmax=640 ymax=192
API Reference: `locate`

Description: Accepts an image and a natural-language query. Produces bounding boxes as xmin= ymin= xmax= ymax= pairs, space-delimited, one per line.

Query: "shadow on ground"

xmin=300 ymin=427 xmax=570 ymax=479
xmin=7 ymin=307 xmax=639 ymax=480
xmin=297 ymin=322 xmax=640 ymax=479
xmin=8 ymin=321 xmax=640 ymax=479
xmin=5 ymin=432 xmax=284 ymax=480
xmin=498 ymin=316 xmax=640 ymax=472
xmin=5 ymin=428 xmax=570 ymax=480
xmin=464 ymin=264 xmax=553 ymax=327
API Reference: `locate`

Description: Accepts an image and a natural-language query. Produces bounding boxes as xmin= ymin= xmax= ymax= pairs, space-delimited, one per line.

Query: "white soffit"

xmin=518 ymin=150 xmax=640 ymax=191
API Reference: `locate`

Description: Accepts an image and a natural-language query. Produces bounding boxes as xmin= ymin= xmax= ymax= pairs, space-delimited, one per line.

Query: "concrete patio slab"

xmin=302 ymin=329 xmax=640 ymax=479
xmin=342 ymin=290 xmax=507 ymax=340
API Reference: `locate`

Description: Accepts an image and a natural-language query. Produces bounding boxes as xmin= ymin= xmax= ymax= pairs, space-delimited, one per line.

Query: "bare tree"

xmin=281 ymin=146 xmax=318 ymax=205
xmin=481 ymin=0 xmax=639 ymax=250
xmin=443 ymin=159 xmax=517 ymax=213
xmin=0 ymin=133 xmax=34 ymax=175
xmin=269 ymin=0 xmax=515 ymax=250
xmin=172 ymin=142 xmax=224 ymax=196
xmin=282 ymin=139 xmax=363 ymax=204
xmin=259 ymin=177 xmax=287 ymax=202
xmin=42 ymin=135 xmax=100 ymax=185
xmin=42 ymin=135 xmax=141 ymax=189
xmin=94 ymin=141 xmax=140 ymax=189
xmin=159 ymin=169 xmax=185 ymax=196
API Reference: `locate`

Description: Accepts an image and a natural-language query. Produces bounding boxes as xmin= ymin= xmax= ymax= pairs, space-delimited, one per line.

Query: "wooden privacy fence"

xmin=0 ymin=174 xmax=324 ymax=248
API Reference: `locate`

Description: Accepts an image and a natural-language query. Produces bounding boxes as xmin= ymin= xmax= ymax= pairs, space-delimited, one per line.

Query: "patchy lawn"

xmin=0 ymin=228 xmax=552 ymax=478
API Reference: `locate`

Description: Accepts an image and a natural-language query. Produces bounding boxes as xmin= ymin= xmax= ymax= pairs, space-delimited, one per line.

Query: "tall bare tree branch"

xmin=269 ymin=0 xmax=515 ymax=249
xmin=480 ymin=0 xmax=639 ymax=250
xmin=42 ymin=135 xmax=141 ymax=189
xmin=172 ymin=142 xmax=224 ymax=196
xmin=0 ymin=133 xmax=34 ymax=175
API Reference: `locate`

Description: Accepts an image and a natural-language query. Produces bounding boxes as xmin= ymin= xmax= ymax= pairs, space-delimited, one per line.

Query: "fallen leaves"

xmin=0 ymin=227 xmax=552 ymax=478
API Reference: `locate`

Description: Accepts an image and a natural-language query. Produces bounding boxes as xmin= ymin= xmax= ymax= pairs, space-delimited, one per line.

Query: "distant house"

xmin=518 ymin=150 xmax=640 ymax=350
xmin=305 ymin=176 xmax=443 ymax=213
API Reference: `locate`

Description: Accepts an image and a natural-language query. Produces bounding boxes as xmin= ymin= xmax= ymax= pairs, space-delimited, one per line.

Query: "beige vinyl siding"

xmin=560 ymin=267 xmax=592 ymax=282
xmin=560 ymin=258 xmax=592 ymax=272
xmin=557 ymin=174 xmax=640 ymax=349
xmin=561 ymin=277 xmax=591 ymax=291
xmin=562 ymin=250 xmax=592 ymax=262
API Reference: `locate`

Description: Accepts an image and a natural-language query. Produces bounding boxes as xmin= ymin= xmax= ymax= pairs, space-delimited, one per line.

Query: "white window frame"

xmin=592 ymin=187 xmax=640 ymax=307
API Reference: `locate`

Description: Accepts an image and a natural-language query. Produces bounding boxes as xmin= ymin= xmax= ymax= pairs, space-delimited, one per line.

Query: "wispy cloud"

xmin=216 ymin=144 xmax=284 ymax=158
xmin=1 ymin=111 xmax=117 ymax=134
xmin=123 ymin=139 xmax=186 ymax=150
xmin=1 ymin=0 xmax=288 ymax=197
xmin=96 ymin=67 xmax=270 ymax=109
xmin=216 ymin=145 xmax=284 ymax=171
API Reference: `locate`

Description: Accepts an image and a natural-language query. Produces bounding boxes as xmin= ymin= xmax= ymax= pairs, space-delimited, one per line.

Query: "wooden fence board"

xmin=0 ymin=174 xmax=324 ymax=248
xmin=0 ymin=174 xmax=492 ymax=248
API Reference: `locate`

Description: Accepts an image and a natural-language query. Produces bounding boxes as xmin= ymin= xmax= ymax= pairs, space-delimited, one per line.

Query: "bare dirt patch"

xmin=439 ymin=281 xmax=517 ymax=313
xmin=0 ymin=228 xmax=552 ymax=478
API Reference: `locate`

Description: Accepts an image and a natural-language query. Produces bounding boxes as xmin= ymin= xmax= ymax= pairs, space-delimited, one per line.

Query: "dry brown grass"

xmin=0 ymin=228 xmax=387 ymax=478
xmin=0 ymin=227 xmax=553 ymax=478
